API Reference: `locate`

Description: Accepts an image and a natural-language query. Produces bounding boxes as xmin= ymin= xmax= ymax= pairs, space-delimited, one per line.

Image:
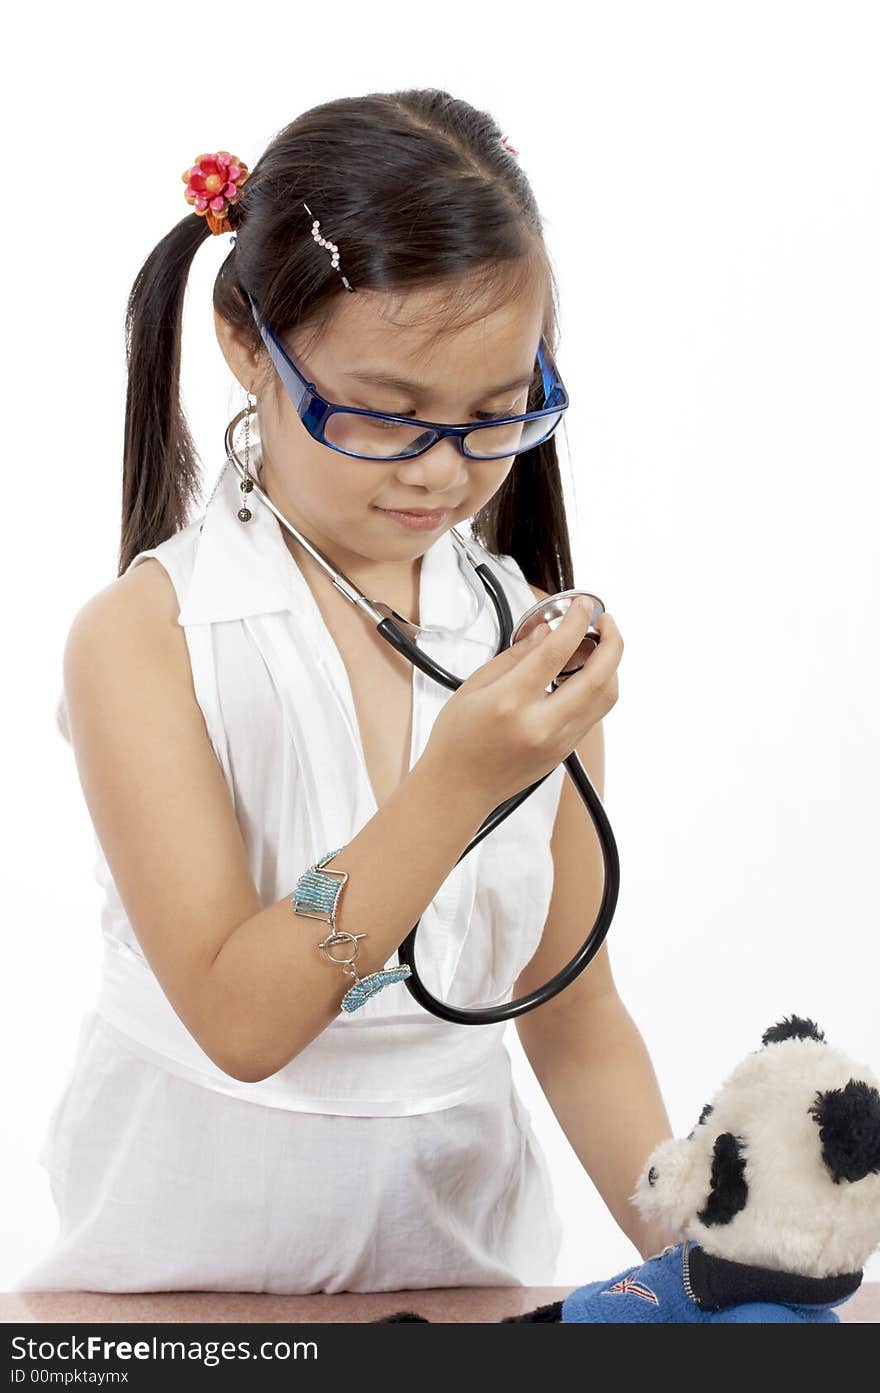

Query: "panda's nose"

xmin=647 ymin=1166 xmax=658 ymax=1186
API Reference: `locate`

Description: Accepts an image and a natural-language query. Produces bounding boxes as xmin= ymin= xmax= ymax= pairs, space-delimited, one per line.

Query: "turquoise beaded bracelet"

xmin=291 ymin=847 xmax=411 ymax=1013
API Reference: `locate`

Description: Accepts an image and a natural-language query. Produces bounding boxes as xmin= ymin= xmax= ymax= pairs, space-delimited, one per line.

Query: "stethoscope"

xmin=224 ymin=410 xmax=620 ymax=1025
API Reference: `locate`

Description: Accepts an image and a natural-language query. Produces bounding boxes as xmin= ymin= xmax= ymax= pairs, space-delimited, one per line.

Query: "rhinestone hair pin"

xmin=304 ymin=201 xmax=355 ymax=293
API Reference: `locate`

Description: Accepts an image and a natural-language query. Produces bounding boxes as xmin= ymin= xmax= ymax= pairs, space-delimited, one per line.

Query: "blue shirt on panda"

xmin=561 ymin=1240 xmax=862 ymax=1324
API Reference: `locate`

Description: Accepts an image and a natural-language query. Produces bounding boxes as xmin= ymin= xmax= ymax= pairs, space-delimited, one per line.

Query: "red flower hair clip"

xmin=182 ymin=151 xmax=249 ymax=235
xmin=499 ymin=134 xmax=519 ymax=157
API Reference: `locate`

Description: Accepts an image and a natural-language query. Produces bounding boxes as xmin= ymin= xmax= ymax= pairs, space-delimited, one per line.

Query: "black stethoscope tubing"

xmin=223 ymin=416 xmax=620 ymax=1026
xmin=383 ymin=566 xmax=620 ymax=1026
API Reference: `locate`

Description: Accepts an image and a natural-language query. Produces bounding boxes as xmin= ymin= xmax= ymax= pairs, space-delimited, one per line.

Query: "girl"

xmin=17 ymin=88 xmax=675 ymax=1295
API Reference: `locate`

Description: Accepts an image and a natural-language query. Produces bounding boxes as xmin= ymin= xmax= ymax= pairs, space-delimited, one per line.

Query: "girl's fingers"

xmin=471 ymin=597 xmax=619 ymax=705
xmin=511 ymin=597 xmax=603 ymax=692
xmin=546 ymin=609 xmax=623 ymax=718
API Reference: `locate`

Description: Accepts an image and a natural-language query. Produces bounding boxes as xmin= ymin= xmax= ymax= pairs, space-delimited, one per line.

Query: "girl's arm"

xmin=63 ymin=565 xmax=500 ymax=1084
xmin=516 ymin=982 xmax=678 ymax=1261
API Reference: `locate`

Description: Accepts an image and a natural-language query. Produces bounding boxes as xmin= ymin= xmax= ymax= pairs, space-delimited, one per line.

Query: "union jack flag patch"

xmin=602 ymin=1275 xmax=660 ymax=1305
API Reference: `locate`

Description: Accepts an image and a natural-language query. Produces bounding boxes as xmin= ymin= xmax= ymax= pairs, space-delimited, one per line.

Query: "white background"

xmin=3 ymin=0 xmax=879 ymax=1292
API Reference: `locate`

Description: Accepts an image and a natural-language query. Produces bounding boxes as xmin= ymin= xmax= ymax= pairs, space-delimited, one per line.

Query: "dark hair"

xmin=120 ymin=88 xmax=575 ymax=595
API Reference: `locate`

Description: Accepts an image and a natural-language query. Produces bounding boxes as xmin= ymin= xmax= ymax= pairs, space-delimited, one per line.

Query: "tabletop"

xmin=3 ymin=1282 xmax=878 ymax=1323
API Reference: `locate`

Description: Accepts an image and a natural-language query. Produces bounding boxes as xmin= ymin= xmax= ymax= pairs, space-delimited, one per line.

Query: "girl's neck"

xmin=280 ymin=525 xmax=424 ymax=628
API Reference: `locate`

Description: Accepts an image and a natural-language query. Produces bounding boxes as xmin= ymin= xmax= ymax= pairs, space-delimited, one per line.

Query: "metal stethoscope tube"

xmin=224 ymin=411 xmax=620 ymax=1025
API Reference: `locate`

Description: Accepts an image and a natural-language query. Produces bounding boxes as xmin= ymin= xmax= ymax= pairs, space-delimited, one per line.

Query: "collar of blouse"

xmin=175 ymin=456 xmax=484 ymax=638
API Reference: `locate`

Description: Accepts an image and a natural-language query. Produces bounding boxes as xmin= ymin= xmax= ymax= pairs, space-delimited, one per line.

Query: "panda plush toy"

xmin=379 ymin=1015 xmax=880 ymax=1324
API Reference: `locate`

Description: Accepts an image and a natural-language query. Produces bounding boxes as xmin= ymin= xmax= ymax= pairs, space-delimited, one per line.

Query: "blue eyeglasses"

xmin=246 ymin=291 xmax=569 ymax=463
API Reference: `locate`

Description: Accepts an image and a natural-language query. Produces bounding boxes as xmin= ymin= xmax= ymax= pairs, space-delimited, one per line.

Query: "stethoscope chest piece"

xmin=511 ymin=589 xmax=605 ymax=686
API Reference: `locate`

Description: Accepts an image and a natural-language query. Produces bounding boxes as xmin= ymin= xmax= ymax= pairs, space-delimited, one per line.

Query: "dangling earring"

xmin=237 ymin=391 xmax=258 ymax=523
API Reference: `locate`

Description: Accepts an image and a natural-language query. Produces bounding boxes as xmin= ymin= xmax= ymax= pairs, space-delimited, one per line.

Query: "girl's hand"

xmin=425 ymin=598 xmax=623 ymax=807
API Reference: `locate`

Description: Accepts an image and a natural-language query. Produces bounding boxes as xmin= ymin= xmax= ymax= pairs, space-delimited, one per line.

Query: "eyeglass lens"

xmin=322 ymin=408 xmax=564 ymax=461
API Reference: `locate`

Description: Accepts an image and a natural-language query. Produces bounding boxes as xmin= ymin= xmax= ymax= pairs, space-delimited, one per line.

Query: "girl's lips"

xmin=378 ymin=505 xmax=449 ymax=516
xmin=375 ymin=505 xmax=450 ymax=530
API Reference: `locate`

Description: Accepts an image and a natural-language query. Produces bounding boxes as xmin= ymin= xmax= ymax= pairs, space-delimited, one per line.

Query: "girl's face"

xmin=218 ymin=276 xmax=547 ymax=581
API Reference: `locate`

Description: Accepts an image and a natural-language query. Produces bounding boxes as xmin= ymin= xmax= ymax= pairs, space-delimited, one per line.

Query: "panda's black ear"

xmin=761 ymin=1015 xmax=825 ymax=1047
xmin=808 ymin=1080 xmax=880 ymax=1184
xmin=697 ymin=1133 xmax=749 ymax=1226
xmin=686 ymin=1101 xmax=714 ymax=1140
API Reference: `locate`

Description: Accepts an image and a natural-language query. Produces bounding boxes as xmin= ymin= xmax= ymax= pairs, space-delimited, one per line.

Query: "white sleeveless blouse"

xmin=16 ymin=458 xmax=567 ymax=1295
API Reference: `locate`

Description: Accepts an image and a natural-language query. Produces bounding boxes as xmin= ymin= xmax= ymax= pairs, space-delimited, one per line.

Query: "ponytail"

xmin=118 ymin=212 xmax=215 ymax=576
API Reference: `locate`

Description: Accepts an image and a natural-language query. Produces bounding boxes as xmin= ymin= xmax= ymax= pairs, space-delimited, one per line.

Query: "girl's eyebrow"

xmin=341 ymin=366 xmax=537 ymax=397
